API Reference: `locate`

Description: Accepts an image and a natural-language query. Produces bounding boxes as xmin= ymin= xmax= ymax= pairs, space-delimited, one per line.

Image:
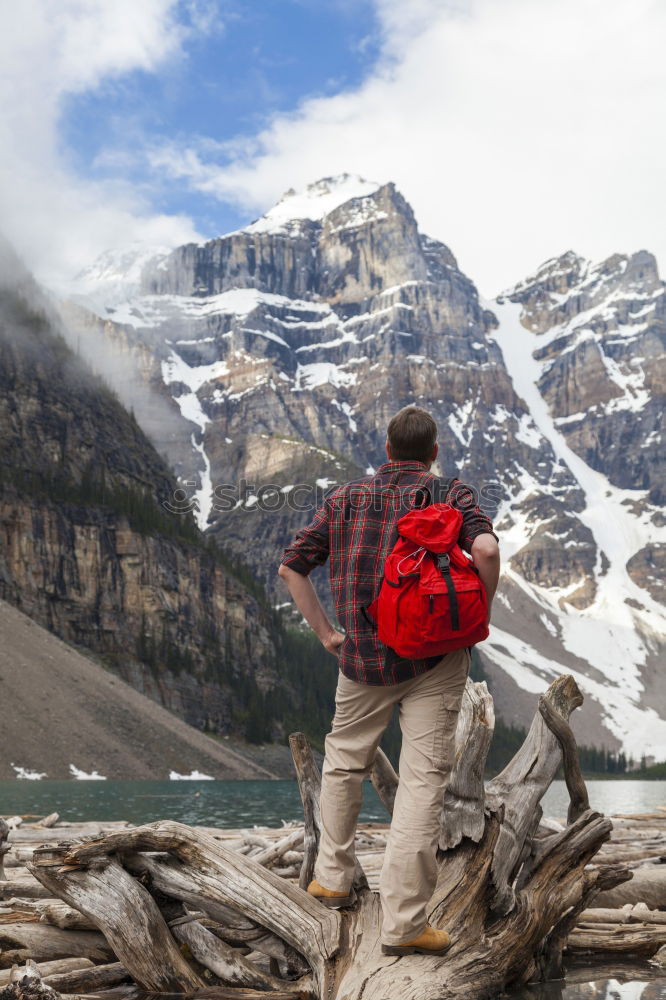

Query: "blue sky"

xmin=60 ymin=0 xmax=381 ymax=239
xmin=2 ymin=0 xmax=665 ymax=294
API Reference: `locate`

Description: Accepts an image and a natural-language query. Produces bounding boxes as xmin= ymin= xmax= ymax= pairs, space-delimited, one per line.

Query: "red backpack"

xmin=365 ymin=502 xmax=489 ymax=658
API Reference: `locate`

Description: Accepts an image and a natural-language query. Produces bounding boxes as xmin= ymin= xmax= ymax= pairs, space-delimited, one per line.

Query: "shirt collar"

xmin=375 ymin=460 xmax=429 ymax=474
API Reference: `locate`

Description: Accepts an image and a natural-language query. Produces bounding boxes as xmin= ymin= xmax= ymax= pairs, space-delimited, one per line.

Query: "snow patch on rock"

xmin=243 ymin=174 xmax=382 ymax=234
xmin=11 ymin=764 xmax=47 ymax=780
xmin=69 ymin=764 xmax=106 ymax=780
xmin=169 ymin=769 xmax=215 ymax=780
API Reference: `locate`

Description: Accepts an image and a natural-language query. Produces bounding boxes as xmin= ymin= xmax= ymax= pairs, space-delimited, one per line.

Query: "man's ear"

xmin=430 ymin=442 xmax=439 ymax=463
xmin=386 ymin=439 xmax=392 ymax=460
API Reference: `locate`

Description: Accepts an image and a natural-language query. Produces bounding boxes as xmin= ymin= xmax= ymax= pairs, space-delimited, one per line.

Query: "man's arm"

xmin=277 ymin=564 xmax=345 ymax=654
xmin=446 ymin=480 xmax=500 ymax=619
xmin=277 ymin=497 xmax=345 ymax=656
xmin=470 ymin=533 xmax=500 ymax=618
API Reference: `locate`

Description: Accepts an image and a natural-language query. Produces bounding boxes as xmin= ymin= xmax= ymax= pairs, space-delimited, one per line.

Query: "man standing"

xmin=278 ymin=405 xmax=500 ymax=956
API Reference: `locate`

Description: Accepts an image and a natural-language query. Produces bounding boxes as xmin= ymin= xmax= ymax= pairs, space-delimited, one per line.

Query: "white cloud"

xmin=156 ymin=0 xmax=666 ymax=296
xmin=3 ymin=0 xmax=663 ymax=296
xmin=0 ymin=0 xmax=202 ymax=288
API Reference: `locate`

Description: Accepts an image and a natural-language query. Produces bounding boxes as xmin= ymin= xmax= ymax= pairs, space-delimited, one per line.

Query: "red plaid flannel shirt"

xmin=280 ymin=460 xmax=498 ymax=685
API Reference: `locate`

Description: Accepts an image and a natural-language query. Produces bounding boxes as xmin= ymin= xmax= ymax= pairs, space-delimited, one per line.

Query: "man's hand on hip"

xmin=278 ymin=562 xmax=346 ymax=656
xmin=322 ymin=628 xmax=346 ymax=657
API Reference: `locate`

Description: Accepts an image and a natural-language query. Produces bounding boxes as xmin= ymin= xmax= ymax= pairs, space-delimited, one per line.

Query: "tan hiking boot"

xmin=381 ymin=924 xmax=452 ymax=956
xmin=306 ymin=878 xmax=356 ymax=908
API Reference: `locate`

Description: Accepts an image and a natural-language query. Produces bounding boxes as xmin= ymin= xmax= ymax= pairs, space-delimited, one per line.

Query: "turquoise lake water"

xmin=1 ymin=778 xmax=665 ymax=826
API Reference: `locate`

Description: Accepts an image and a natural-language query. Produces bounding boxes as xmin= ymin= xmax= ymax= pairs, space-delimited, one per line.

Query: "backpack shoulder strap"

xmin=425 ymin=474 xmax=457 ymax=506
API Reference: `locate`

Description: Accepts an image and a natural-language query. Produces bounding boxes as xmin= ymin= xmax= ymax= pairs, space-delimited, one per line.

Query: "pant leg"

xmin=314 ymin=669 xmax=397 ymax=892
xmin=379 ymin=647 xmax=470 ymax=944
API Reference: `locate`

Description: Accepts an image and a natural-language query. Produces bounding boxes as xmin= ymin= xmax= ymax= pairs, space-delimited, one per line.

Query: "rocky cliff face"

xmin=0 ymin=497 xmax=276 ymax=732
xmin=0 ymin=240 xmax=303 ymax=741
xmin=68 ymin=176 xmax=666 ymax=763
xmin=73 ymin=177 xmax=575 ymax=554
xmin=495 ymin=246 xmax=664 ymax=518
xmin=501 ymin=249 xmax=664 ymax=503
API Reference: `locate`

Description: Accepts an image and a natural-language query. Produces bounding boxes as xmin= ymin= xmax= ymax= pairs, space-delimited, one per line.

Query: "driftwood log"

xmin=0 ymin=959 xmax=93 ymax=988
xmin=0 ymin=960 xmax=132 ymax=1000
xmin=2 ymin=672 xmax=633 ymax=999
xmin=2 ymin=901 xmax=95 ymax=932
xmin=0 ymin=882 xmax=50 ymax=902
xmin=592 ymin=866 xmax=666 ymax=909
xmin=0 ymin=923 xmax=112 ymax=969
xmin=0 ymin=822 xmax=9 ymax=884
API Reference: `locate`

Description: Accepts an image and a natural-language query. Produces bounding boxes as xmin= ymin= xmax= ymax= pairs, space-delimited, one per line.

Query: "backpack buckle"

xmin=437 ymin=553 xmax=450 ymax=572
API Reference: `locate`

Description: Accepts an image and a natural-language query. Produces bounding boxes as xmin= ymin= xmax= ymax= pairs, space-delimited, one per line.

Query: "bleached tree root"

xmin=11 ymin=673 xmax=633 ymax=1000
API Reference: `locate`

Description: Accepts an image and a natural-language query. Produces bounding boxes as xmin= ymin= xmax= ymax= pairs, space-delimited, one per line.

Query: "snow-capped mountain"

xmin=62 ymin=175 xmax=666 ymax=763
xmin=243 ymin=174 xmax=384 ymax=233
xmin=69 ymin=243 xmax=172 ymax=312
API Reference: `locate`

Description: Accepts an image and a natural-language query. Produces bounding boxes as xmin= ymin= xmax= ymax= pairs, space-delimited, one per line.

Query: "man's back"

xmin=281 ymin=458 xmax=496 ymax=684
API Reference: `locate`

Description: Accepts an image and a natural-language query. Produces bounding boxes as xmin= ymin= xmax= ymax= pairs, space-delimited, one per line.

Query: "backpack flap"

xmin=396 ymin=502 xmax=463 ymax=552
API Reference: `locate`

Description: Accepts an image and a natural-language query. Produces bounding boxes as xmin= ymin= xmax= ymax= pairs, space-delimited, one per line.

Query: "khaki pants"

xmin=314 ymin=647 xmax=470 ymax=945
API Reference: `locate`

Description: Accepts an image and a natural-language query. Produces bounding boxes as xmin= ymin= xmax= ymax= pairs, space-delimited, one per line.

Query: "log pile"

xmin=1 ymin=674 xmax=666 ymax=998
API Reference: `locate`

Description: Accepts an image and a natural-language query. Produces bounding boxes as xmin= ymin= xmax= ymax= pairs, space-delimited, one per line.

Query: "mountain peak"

xmin=68 ymin=242 xmax=172 ymax=310
xmin=242 ymin=174 xmax=384 ymax=234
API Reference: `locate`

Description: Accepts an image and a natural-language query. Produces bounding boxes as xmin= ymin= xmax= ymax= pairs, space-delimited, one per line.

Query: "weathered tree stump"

xmin=19 ymin=673 xmax=630 ymax=1000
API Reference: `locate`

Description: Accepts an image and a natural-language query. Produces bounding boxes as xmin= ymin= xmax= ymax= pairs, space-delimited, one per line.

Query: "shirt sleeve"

xmin=446 ymin=479 xmax=499 ymax=554
xmin=279 ymin=500 xmax=331 ymax=576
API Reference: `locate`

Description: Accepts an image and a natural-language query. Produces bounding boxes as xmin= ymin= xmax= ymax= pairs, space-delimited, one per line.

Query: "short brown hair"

xmin=387 ymin=405 xmax=437 ymax=462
